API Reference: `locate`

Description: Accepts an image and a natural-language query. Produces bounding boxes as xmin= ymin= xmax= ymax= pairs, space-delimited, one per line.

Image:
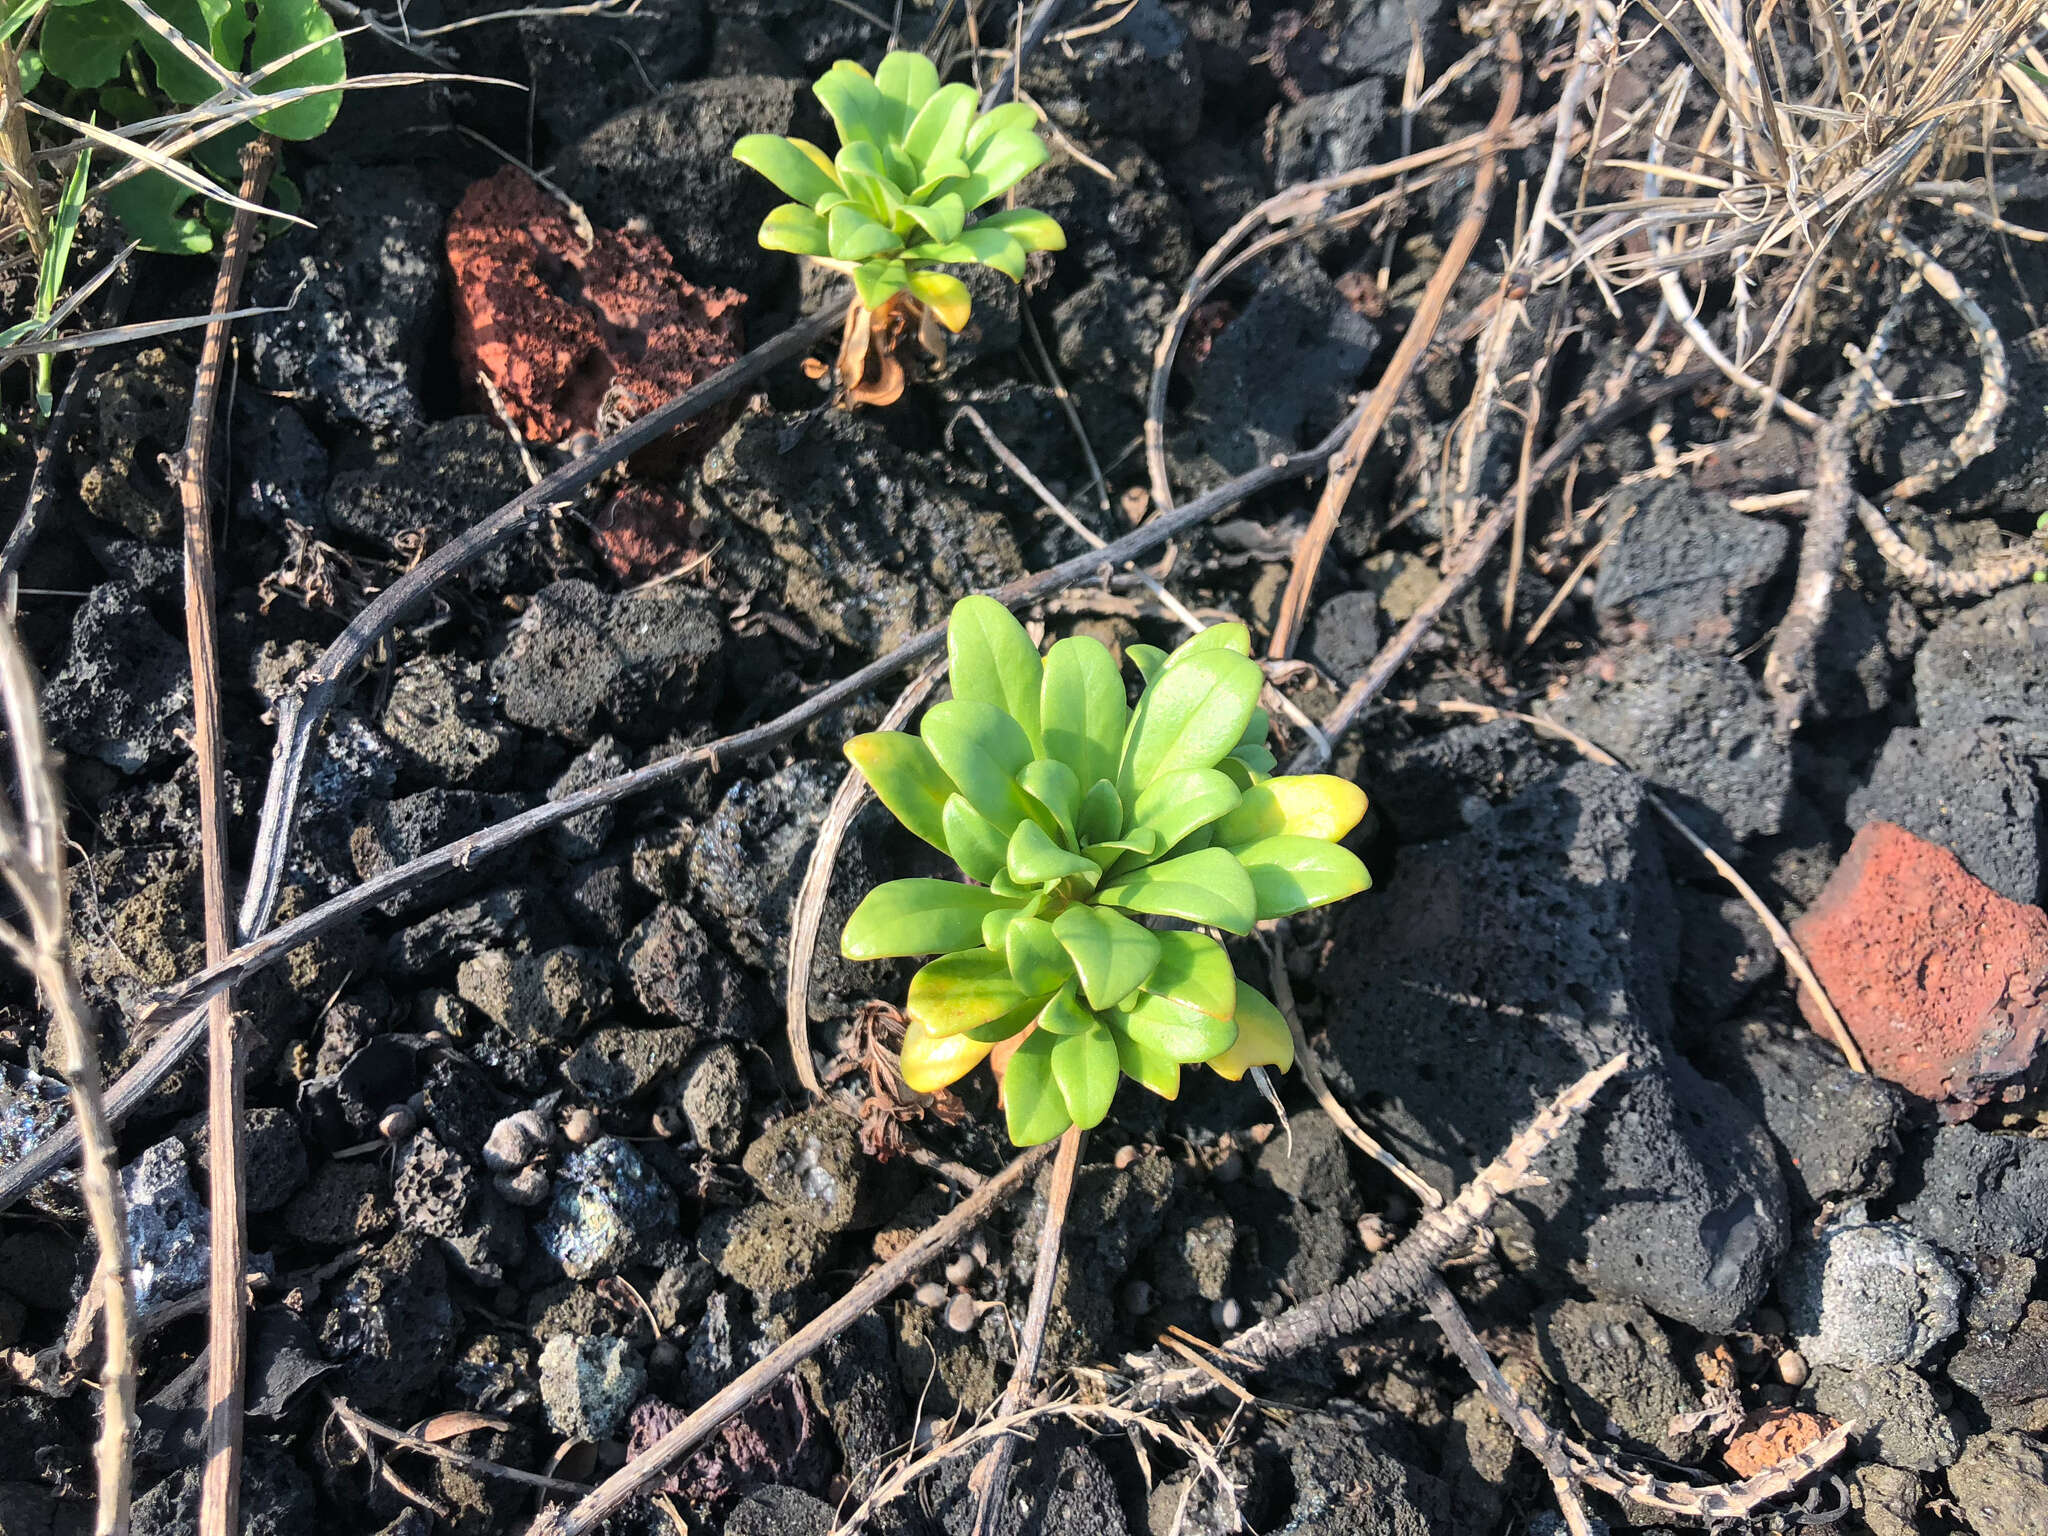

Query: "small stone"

xmin=538 ymin=1333 xmax=647 ymax=1443
xmin=482 ymin=1110 xmax=549 ymax=1174
xmin=741 ymin=1107 xmax=879 ymax=1231
xmin=1791 ymin=822 xmax=2048 ymax=1116
xmin=679 ymin=1044 xmax=748 ymax=1156
xmin=1782 ymin=1212 xmax=1962 ymax=1369
xmin=944 ymin=1293 xmax=979 ymax=1335
xmin=564 ymin=1108 xmax=599 ymax=1146
xmin=1593 ymin=481 xmax=1791 ymax=652
xmin=944 ymin=1255 xmax=978 ymax=1286
xmin=456 ymin=946 xmax=615 ymax=1042
xmin=1898 ymin=1126 xmax=2048 ymax=1261
xmin=1946 ymin=1430 xmax=2048 ymax=1536
xmin=535 ymin=1137 xmax=678 ymax=1280
xmin=1535 ymin=1298 xmax=1707 ymax=1461
xmin=651 ymin=1105 xmax=685 ymax=1139
xmin=1914 ymin=582 xmax=2048 ymax=759
xmin=699 ymin=1204 xmax=833 ymax=1296
xmin=1362 ymin=550 xmax=1438 ymax=624
xmin=1849 ymin=1463 xmax=1923 ymax=1536
xmin=913 ymin=1282 xmax=946 ymax=1308
xmin=564 ymin=1025 xmax=698 ymax=1105
xmin=123 ymin=1138 xmax=211 ymax=1316
xmin=1777 ymin=1350 xmax=1809 ymax=1388
xmin=495 ymin=1166 xmax=551 ymax=1207
xmin=378 ymin=1105 xmax=416 ymax=1142
xmin=1358 ymin=1214 xmax=1393 ymax=1253
xmin=649 ymin=1339 xmax=680 ymax=1374
xmin=1209 ymin=1298 xmax=1242 ymax=1332
xmin=1848 ymin=727 xmax=2042 ymax=906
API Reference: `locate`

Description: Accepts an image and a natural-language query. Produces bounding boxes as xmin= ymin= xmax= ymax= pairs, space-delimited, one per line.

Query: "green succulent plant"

xmin=731 ymin=50 xmax=1065 ymax=333
xmin=839 ymin=597 xmax=1373 ymax=1146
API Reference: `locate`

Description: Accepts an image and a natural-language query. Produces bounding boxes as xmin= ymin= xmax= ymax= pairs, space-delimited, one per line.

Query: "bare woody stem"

xmin=0 ymin=621 xmax=136 ymax=1536
xmin=176 ymin=131 xmax=278 ymax=1536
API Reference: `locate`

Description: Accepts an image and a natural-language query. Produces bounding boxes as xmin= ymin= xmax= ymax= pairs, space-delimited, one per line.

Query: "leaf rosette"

xmin=840 ymin=597 xmax=1372 ymax=1145
xmin=732 ymin=51 xmax=1065 ymax=332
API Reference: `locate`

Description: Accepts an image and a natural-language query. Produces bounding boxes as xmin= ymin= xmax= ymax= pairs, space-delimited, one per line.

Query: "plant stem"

xmin=176 ymin=132 xmax=277 ymax=1536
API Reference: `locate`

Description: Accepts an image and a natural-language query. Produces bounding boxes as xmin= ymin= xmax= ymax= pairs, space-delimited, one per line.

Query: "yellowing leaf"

xmin=900 ymin=1015 xmax=994 ymax=1093
xmin=1208 ymin=982 xmax=1294 ymax=1080
xmin=1213 ymin=775 xmax=1369 ymax=847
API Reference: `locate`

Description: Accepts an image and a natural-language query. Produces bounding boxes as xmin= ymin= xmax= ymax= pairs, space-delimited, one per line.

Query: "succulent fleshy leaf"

xmin=900 ymin=1015 xmax=993 ymax=1093
xmin=841 ymin=879 xmax=1016 ymax=959
xmin=1208 ymin=981 xmax=1295 ymax=1080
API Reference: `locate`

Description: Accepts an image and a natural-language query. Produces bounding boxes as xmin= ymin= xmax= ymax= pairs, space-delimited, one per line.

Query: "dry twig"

xmin=967 ymin=1124 xmax=1083 ymax=1536
xmin=0 ymin=621 xmax=137 ymax=1536
xmin=536 ymin=1142 xmax=1058 ymax=1533
xmin=171 ymin=132 xmax=277 ymax=1536
xmin=1265 ymin=33 xmax=1525 ymax=659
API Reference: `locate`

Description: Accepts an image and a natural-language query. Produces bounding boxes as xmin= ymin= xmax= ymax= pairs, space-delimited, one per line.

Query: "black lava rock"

xmin=320 ymin=1231 xmax=459 ymax=1414
xmin=1915 ymin=583 xmax=2048 ymax=760
xmin=1848 ymin=726 xmax=2043 ymax=905
xmin=42 ymin=581 xmax=192 ymax=775
xmin=1592 ymin=482 xmax=1791 ymax=653
xmin=1322 ymin=762 xmax=1790 ymax=1331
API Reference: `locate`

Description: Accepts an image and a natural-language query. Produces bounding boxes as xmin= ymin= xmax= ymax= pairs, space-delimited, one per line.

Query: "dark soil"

xmin=3 ymin=2 xmax=2048 ymax=1535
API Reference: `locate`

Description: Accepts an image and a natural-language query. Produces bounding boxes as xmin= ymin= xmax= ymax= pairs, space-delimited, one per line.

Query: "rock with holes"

xmin=1322 ymin=761 xmax=1789 ymax=1331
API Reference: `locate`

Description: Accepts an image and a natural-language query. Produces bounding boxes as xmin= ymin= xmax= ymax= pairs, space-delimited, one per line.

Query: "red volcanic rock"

xmin=1724 ymin=1409 xmax=1833 ymax=1479
xmin=446 ymin=168 xmax=744 ymax=460
xmin=1792 ymin=821 xmax=2048 ymax=1117
xmin=589 ymin=487 xmax=705 ymax=585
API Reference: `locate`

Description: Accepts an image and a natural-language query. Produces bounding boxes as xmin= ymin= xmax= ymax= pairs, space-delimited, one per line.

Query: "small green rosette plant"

xmin=838 ymin=597 xmax=1373 ymax=1146
xmin=732 ymin=50 xmax=1064 ymax=336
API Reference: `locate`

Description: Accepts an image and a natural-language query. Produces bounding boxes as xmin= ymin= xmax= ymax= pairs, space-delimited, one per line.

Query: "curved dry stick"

xmin=536 ymin=1141 xmax=1057 ymax=1535
xmin=1266 ymin=34 xmax=1525 ymax=660
xmin=0 ymin=622 xmax=136 ymax=1536
xmin=1873 ymin=220 xmax=2008 ymax=502
xmin=236 ymin=305 xmax=844 ymax=949
xmin=0 ymin=407 xmax=1368 ymax=1213
xmin=785 ymin=660 xmax=945 ymax=1098
xmin=1852 ymin=498 xmax=2048 ymax=595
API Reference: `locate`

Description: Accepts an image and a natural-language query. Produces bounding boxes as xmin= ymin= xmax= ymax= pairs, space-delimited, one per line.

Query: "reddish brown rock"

xmin=446 ymin=168 xmax=744 ymax=459
xmin=589 ymin=487 xmax=705 ymax=585
xmin=1792 ymin=821 xmax=2048 ymax=1117
xmin=1724 ymin=1409 xmax=1833 ymax=1478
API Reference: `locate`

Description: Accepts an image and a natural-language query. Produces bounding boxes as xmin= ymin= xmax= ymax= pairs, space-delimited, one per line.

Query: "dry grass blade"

xmin=0 ymin=36 xmax=44 ymax=257
xmin=785 ymin=659 xmax=946 ymax=1098
xmin=0 ymin=618 xmax=137 ymax=1536
xmin=177 ymin=134 xmax=279 ymax=1536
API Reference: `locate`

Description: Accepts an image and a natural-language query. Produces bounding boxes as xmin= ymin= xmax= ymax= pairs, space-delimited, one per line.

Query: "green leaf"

xmin=813 ymin=59 xmax=890 ymax=147
xmin=1168 ymin=622 xmax=1252 ymax=662
xmin=1119 ymin=989 xmax=1238 ymax=1064
xmin=1051 ymin=903 xmax=1160 ymax=1010
xmin=1005 ymin=818 xmax=1099 ymax=889
xmin=964 ymin=124 xmax=1049 ymax=200
xmin=758 ymin=203 xmax=830 ymax=255
xmin=1031 ymin=977 xmax=1094 ymax=1036
xmin=851 ymin=259 xmax=910 ymax=312
xmin=250 ymin=0 xmax=345 ymax=140
xmin=841 ymin=880 xmax=1017 ymax=959
xmin=139 ymin=0 xmax=250 ymax=106
xmin=966 ymin=100 xmax=1039 ymax=157
xmin=907 ymin=947 xmax=1033 ymax=1038
xmin=1238 ymin=706 xmax=1270 ymax=749
xmin=1118 ymin=649 xmax=1264 ymax=802
xmin=1209 ymin=980 xmax=1294 ymax=1079
xmin=845 ymin=731 xmax=955 ymax=854
xmin=942 ymin=795 xmax=1008 ymax=885
xmin=1051 ymin=1021 xmax=1119 ymax=1128
xmin=39 ymin=0 xmax=135 ymax=88
xmin=1142 ymin=929 xmax=1237 ymax=1019
xmin=1228 ymin=743 xmax=1277 ymax=778
xmin=946 ymin=595 xmax=1042 ymax=750
xmin=904 ymin=191 xmax=967 ymax=246
xmin=1041 ymin=637 xmax=1128 ymax=792
xmin=1076 ymin=778 xmax=1125 ymax=847
xmin=1016 ymin=758 xmax=1081 ymax=846
xmin=1126 ymin=644 xmax=1170 ymax=687
xmin=908 ymin=270 xmax=972 ymax=331
xmin=874 ymin=49 xmax=938 ymax=124
xmin=1098 ymin=846 xmax=1258 ymax=934
xmin=921 ymin=700 xmax=1034 ymax=833
xmin=902 ymin=81 xmax=978 ymax=172
xmin=974 ymin=206 xmax=1066 ymax=253
xmin=1003 ymin=915 xmax=1074 ymax=997
xmin=1107 ymin=1013 xmax=1182 ymax=1099
xmin=963 ymin=995 xmax=1041 ymax=1043
xmin=104 ymin=170 xmax=213 ymax=255
xmin=948 ymin=224 xmax=1026 ymax=281
xmin=826 ymin=201 xmax=902 ymax=260
xmin=734 ymin=134 xmax=843 ymax=206
xmin=1212 ymin=775 xmax=1369 ymax=848
xmin=1231 ymin=835 xmax=1371 ymax=919
xmin=1128 ymin=768 xmax=1241 ymax=856
xmin=1003 ymin=1029 xmax=1072 ymax=1145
